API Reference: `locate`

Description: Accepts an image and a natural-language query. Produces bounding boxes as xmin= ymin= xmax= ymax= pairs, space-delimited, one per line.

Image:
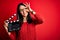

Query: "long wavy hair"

xmin=17 ymin=3 xmax=33 ymax=28
xmin=16 ymin=3 xmax=33 ymax=38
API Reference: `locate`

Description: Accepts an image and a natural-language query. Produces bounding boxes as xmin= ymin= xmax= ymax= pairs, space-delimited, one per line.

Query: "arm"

xmin=30 ymin=11 xmax=43 ymax=25
xmin=4 ymin=21 xmax=16 ymax=40
xmin=23 ymin=2 xmax=43 ymax=25
xmin=3 ymin=13 xmax=17 ymax=40
xmin=9 ymin=32 xmax=16 ymax=40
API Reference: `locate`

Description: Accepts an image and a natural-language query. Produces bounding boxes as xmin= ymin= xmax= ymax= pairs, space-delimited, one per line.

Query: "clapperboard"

xmin=5 ymin=14 xmax=20 ymax=32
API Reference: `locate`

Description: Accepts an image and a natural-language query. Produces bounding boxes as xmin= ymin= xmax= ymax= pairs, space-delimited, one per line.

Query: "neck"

xmin=23 ymin=16 xmax=27 ymax=22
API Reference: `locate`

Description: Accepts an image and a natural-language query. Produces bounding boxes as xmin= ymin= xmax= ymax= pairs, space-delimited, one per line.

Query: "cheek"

xmin=20 ymin=11 xmax=28 ymax=16
xmin=20 ymin=13 xmax=24 ymax=16
xmin=26 ymin=9 xmax=29 ymax=11
xmin=26 ymin=13 xmax=28 ymax=16
xmin=20 ymin=12 xmax=23 ymax=15
xmin=20 ymin=11 xmax=23 ymax=13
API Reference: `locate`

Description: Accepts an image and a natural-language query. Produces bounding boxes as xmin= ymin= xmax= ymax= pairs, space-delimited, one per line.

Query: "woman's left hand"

xmin=23 ymin=2 xmax=33 ymax=12
xmin=24 ymin=2 xmax=36 ymax=14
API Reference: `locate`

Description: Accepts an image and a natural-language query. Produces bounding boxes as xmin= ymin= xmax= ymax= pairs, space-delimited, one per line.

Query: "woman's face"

xmin=19 ymin=5 xmax=29 ymax=17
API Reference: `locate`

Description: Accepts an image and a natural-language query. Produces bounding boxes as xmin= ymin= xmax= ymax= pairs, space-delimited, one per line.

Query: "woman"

xmin=4 ymin=2 xmax=43 ymax=40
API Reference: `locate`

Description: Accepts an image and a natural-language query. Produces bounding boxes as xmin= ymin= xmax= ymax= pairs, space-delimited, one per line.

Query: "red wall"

xmin=0 ymin=0 xmax=60 ymax=40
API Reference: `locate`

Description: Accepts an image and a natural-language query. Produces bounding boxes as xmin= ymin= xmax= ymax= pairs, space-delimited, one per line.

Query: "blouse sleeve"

xmin=9 ymin=31 xmax=16 ymax=40
xmin=30 ymin=13 xmax=43 ymax=25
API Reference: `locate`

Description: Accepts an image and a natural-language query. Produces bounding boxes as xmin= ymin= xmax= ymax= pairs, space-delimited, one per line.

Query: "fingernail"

xmin=14 ymin=20 xmax=16 ymax=22
xmin=9 ymin=18 xmax=11 ymax=20
xmin=10 ymin=21 xmax=12 ymax=23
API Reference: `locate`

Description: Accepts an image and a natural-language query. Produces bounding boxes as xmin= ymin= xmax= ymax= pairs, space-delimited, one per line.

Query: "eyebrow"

xmin=20 ymin=7 xmax=28 ymax=10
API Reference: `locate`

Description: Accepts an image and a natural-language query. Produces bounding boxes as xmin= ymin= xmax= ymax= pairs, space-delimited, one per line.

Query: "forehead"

xmin=19 ymin=5 xmax=26 ymax=9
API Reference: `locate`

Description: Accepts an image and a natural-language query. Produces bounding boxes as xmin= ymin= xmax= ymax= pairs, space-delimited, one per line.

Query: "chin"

xmin=23 ymin=15 xmax=27 ymax=17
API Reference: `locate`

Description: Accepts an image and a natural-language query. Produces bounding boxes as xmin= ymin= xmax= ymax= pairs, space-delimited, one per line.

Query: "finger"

xmin=4 ymin=21 xmax=8 ymax=27
xmin=26 ymin=2 xmax=28 ymax=5
xmin=24 ymin=2 xmax=28 ymax=5
xmin=5 ymin=20 xmax=8 ymax=23
xmin=23 ymin=3 xmax=27 ymax=6
xmin=4 ymin=21 xmax=8 ymax=25
xmin=24 ymin=2 xmax=30 ymax=8
xmin=29 ymin=2 xmax=30 ymax=6
xmin=23 ymin=3 xmax=26 ymax=5
xmin=27 ymin=2 xmax=30 ymax=7
xmin=26 ymin=2 xmax=30 ymax=7
xmin=4 ymin=20 xmax=7 ymax=23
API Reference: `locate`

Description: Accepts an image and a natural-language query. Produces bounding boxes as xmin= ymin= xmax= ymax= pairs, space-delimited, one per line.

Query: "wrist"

xmin=31 ymin=10 xmax=36 ymax=15
xmin=4 ymin=25 xmax=11 ymax=35
xmin=29 ymin=8 xmax=36 ymax=14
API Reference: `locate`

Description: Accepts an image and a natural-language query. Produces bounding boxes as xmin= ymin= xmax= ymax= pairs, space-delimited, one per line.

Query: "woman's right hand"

xmin=4 ymin=21 xmax=8 ymax=28
xmin=4 ymin=20 xmax=11 ymax=35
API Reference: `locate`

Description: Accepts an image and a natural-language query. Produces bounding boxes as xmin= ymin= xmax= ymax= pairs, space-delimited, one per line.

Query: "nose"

xmin=23 ymin=9 xmax=25 ymax=14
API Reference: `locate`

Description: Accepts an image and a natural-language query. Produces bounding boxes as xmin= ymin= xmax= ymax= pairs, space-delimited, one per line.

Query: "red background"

xmin=0 ymin=0 xmax=60 ymax=40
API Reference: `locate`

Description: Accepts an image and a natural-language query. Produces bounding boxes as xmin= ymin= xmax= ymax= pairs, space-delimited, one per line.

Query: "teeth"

xmin=9 ymin=18 xmax=11 ymax=20
xmin=17 ymin=20 xmax=19 ymax=22
xmin=14 ymin=14 xmax=16 ymax=16
xmin=11 ymin=16 xmax=14 ymax=18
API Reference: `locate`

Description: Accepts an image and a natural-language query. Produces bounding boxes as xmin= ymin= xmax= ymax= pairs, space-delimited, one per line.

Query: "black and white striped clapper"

xmin=5 ymin=14 xmax=20 ymax=32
